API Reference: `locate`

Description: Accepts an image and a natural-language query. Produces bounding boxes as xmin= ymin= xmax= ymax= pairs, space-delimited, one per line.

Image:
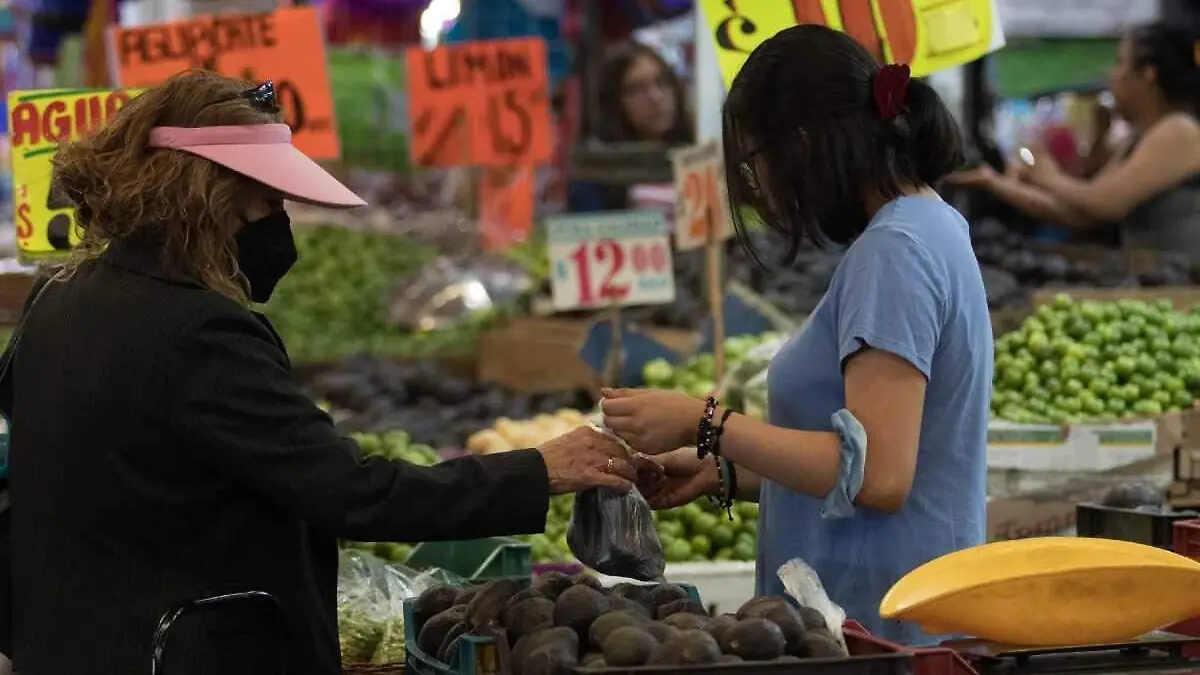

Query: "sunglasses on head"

xmin=240 ymin=80 xmax=280 ymax=114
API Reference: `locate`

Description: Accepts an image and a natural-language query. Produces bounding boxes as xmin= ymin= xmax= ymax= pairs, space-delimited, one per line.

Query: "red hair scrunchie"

xmin=872 ymin=63 xmax=912 ymax=120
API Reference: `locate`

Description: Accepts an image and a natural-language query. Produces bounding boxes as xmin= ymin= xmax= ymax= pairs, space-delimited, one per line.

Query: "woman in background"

xmin=568 ymin=41 xmax=694 ymax=212
xmin=950 ymin=24 xmax=1200 ymax=255
xmin=604 ymin=25 xmax=991 ymax=646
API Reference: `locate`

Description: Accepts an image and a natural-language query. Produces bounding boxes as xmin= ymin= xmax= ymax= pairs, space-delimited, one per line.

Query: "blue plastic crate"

xmin=404 ymin=582 xmax=703 ymax=675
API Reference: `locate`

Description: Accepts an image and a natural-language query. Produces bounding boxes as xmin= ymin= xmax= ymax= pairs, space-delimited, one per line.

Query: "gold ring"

xmin=606 ymin=458 xmax=615 ymax=473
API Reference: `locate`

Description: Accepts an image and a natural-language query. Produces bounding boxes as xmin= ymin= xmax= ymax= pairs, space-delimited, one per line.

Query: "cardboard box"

xmin=476 ymin=316 xmax=696 ymax=393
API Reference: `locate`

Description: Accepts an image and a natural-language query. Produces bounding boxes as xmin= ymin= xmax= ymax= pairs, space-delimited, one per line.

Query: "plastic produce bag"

xmin=336 ymin=549 xmax=449 ymax=664
xmin=777 ymin=558 xmax=847 ymax=649
xmin=567 ymin=419 xmax=666 ymax=581
xmin=719 ymin=333 xmax=785 ymax=418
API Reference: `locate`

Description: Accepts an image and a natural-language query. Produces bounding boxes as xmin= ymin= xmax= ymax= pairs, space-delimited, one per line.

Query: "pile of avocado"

xmin=410 ymin=572 xmax=848 ymax=673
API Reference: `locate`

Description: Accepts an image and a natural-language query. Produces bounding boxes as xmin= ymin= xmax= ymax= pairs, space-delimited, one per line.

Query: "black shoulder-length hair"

xmin=596 ymin=41 xmax=694 ymax=144
xmin=723 ymin=24 xmax=964 ymax=263
xmin=1126 ymin=22 xmax=1200 ymax=116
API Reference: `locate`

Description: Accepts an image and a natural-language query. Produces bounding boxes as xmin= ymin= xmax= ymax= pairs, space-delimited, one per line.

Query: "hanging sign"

xmin=699 ymin=0 xmax=1005 ymax=89
xmin=671 ymin=139 xmax=734 ymax=251
xmin=108 ymin=7 xmax=339 ymax=160
xmin=547 ymin=211 xmax=676 ymax=312
xmin=479 ymin=166 xmax=536 ymax=250
xmin=8 ymin=87 xmax=144 ymax=258
xmin=405 ymin=37 xmax=553 ymax=169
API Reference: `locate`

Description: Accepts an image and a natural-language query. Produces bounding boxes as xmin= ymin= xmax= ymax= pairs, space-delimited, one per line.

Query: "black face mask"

xmin=236 ymin=210 xmax=297 ymax=304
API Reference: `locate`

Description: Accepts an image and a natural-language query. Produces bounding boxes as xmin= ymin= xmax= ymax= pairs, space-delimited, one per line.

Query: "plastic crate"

xmin=1173 ymin=519 xmax=1200 ymax=559
xmin=404 ymin=537 xmax=532 ymax=585
xmin=1075 ymin=503 xmax=1200 ymax=549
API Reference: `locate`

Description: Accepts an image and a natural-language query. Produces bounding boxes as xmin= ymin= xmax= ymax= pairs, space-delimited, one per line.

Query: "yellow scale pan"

xmin=880 ymin=537 xmax=1200 ymax=646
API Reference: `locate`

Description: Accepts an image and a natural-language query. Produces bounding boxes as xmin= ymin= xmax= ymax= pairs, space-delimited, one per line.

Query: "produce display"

xmin=265 ymin=225 xmax=493 ymax=362
xmin=306 ymin=355 xmax=593 ymax=446
xmin=409 ymin=575 xmax=847 ymax=671
xmin=992 ymin=294 xmax=1200 ymax=424
xmin=642 ymin=332 xmax=782 ymax=416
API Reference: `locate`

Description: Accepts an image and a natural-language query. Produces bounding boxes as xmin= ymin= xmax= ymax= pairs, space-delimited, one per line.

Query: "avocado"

xmin=757 ymin=602 xmax=808 ymax=656
xmin=717 ymin=654 xmax=743 ymax=664
xmin=580 ymin=651 xmax=606 ymax=669
xmin=531 ymin=571 xmax=574 ymax=600
xmin=512 ymin=626 xmax=578 ymax=673
xmin=797 ymin=605 xmax=828 ymax=631
xmin=643 ymin=622 xmax=681 ymax=644
xmin=705 ymin=614 xmax=738 ymax=644
xmin=608 ymin=595 xmax=652 ymax=618
xmin=553 ymin=585 xmax=610 ymax=642
xmin=572 ymin=573 xmax=604 ymax=591
xmin=455 ymin=585 xmax=482 ymax=606
xmin=803 ymin=631 xmax=849 ymax=658
xmin=646 ymin=583 xmax=690 ymax=610
xmin=519 ymin=643 xmax=579 ymax=675
xmin=601 ymin=625 xmax=659 ymax=667
xmin=656 ymin=598 xmax=708 ymax=620
xmin=720 ymin=618 xmax=786 ymax=661
xmin=467 ymin=579 xmax=521 ymax=630
xmin=506 ymin=597 xmax=556 ymax=644
xmin=436 ymin=621 xmax=468 ymax=663
xmin=418 ymin=605 xmax=467 ymax=656
xmin=588 ymin=610 xmax=647 ymax=650
xmin=661 ymin=612 xmax=707 ymax=631
xmin=736 ymin=596 xmax=778 ymax=619
xmin=670 ymin=629 xmax=721 ymax=665
xmin=412 ymin=585 xmax=460 ymax=633
xmin=502 ymin=589 xmax=543 ymax=625
xmin=607 ymin=582 xmax=649 ymax=606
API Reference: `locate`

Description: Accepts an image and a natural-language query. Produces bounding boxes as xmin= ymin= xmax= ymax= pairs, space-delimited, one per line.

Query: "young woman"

xmin=2 ymin=71 xmax=636 ymax=675
xmin=950 ymin=23 xmax=1200 ymax=255
xmin=569 ymin=41 xmax=694 ymax=211
xmin=603 ymin=25 xmax=992 ymax=645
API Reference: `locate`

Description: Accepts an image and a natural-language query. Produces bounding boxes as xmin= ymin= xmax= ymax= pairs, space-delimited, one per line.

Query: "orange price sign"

xmin=479 ymin=166 xmax=535 ymax=250
xmin=670 ymin=140 xmax=733 ymax=252
xmin=405 ymin=37 xmax=553 ymax=169
xmin=108 ymin=7 xmax=340 ymax=160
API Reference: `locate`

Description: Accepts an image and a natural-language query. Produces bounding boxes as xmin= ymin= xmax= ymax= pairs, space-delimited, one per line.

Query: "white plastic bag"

xmin=777 ymin=558 xmax=848 ymax=650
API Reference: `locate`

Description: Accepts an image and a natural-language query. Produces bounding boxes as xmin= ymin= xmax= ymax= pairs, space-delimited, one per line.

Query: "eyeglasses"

xmin=240 ymin=80 xmax=280 ymax=114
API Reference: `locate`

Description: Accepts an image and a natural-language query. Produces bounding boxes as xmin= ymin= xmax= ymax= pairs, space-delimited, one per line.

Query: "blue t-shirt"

xmin=756 ymin=196 xmax=992 ymax=646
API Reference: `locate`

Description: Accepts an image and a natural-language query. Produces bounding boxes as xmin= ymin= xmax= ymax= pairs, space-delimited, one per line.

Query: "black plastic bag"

xmin=567 ymin=486 xmax=666 ymax=581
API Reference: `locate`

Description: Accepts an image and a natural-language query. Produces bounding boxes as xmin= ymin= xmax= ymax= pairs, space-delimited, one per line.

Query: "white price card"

xmin=671 ymin=139 xmax=734 ymax=252
xmin=548 ymin=210 xmax=676 ymax=312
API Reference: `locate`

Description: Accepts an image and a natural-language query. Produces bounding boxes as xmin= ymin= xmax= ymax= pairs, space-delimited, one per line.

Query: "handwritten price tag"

xmin=699 ymin=0 xmax=1003 ymax=88
xmin=405 ymin=37 xmax=553 ymax=168
xmin=671 ymin=140 xmax=733 ymax=252
xmin=109 ymin=7 xmax=340 ymax=160
xmin=8 ymin=88 xmax=145 ymax=259
xmin=548 ymin=211 xmax=676 ymax=312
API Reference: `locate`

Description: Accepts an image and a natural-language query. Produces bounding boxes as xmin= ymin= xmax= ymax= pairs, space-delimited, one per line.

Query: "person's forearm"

xmin=985 ymin=175 xmax=1093 ymax=228
xmin=1039 ymin=171 xmax=1121 ymax=222
xmin=714 ymin=411 xmax=841 ymax=501
xmin=731 ymin=464 xmax=762 ymax=502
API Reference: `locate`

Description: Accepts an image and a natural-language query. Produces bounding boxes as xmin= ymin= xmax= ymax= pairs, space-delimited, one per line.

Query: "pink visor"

xmin=147 ymin=124 xmax=366 ymax=209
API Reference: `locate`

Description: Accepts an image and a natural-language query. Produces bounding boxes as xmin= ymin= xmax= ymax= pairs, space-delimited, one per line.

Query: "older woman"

xmin=0 ymin=70 xmax=635 ymax=675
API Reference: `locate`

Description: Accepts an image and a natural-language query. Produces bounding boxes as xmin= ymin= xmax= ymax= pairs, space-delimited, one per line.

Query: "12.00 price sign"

xmin=548 ymin=211 xmax=676 ymax=312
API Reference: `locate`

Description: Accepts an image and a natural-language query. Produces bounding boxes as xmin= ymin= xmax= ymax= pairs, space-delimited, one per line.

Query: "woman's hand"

xmin=1016 ymin=142 xmax=1062 ymax=186
xmin=632 ymin=451 xmax=719 ymax=510
xmin=537 ymin=427 xmax=636 ymax=495
xmin=600 ymin=388 xmax=705 ymax=455
xmin=944 ymin=164 xmax=997 ymax=189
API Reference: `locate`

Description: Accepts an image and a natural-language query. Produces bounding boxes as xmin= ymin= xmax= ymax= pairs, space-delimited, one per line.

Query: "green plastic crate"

xmin=404 ymin=537 xmax=533 ymax=584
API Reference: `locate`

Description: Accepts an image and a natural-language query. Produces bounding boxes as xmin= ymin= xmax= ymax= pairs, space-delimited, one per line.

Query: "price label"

xmin=8 ymin=88 xmax=145 ymax=259
xmin=548 ymin=211 xmax=675 ymax=312
xmin=405 ymin=37 xmax=553 ymax=168
xmin=109 ymin=7 xmax=340 ymax=160
xmin=699 ymin=0 xmax=1003 ymax=88
xmin=671 ymin=139 xmax=733 ymax=251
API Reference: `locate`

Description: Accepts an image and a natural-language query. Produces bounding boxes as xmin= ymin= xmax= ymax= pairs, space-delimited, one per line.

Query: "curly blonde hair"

xmin=51 ymin=69 xmax=282 ymax=304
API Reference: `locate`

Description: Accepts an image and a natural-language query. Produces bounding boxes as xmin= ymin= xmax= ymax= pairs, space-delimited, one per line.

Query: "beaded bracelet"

xmin=695 ymin=396 xmax=719 ymax=459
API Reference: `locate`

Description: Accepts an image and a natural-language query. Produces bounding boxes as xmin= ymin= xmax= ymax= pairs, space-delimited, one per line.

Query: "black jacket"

xmin=6 ymin=238 xmax=551 ymax=675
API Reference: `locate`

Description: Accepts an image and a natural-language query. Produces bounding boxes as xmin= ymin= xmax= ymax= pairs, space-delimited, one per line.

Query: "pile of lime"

xmin=993 ymin=294 xmax=1200 ymax=424
xmin=655 ymin=499 xmax=759 ymax=563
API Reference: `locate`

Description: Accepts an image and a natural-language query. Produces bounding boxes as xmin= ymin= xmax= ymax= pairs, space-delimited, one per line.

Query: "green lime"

xmin=691 ymin=534 xmax=712 ymax=557
xmin=710 ymin=524 xmax=735 ymax=548
xmin=733 ymin=540 xmax=756 ymax=561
